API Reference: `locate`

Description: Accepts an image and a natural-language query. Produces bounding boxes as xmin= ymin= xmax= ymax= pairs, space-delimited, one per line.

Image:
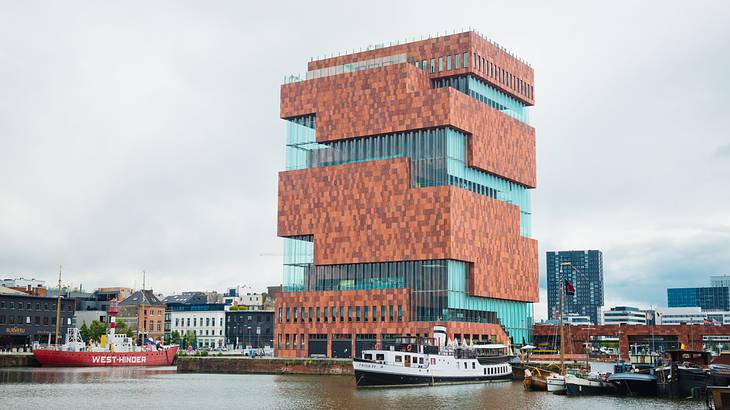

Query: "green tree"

xmin=79 ymin=322 xmax=90 ymax=342
xmin=115 ymin=320 xmax=134 ymax=338
xmin=88 ymin=320 xmax=107 ymax=342
xmin=170 ymin=330 xmax=181 ymax=344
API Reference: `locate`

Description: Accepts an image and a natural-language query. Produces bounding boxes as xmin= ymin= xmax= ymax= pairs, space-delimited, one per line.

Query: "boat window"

xmin=484 ymin=368 xmax=486 ymax=375
xmin=376 ymin=354 xmax=385 ymax=361
xmin=364 ymin=354 xmax=372 ymax=360
xmin=419 ymin=357 xmax=423 ymax=364
xmin=464 ymin=362 xmax=467 ymax=369
xmin=430 ymin=358 xmax=436 ymax=365
xmin=472 ymin=362 xmax=475 ymax=369
xmin=395 ymin=355 xmax=402 ymax=363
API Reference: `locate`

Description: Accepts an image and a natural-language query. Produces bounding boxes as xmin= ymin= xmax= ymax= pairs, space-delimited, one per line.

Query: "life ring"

xmin=406 ymin=344 xmax=412 ymax=352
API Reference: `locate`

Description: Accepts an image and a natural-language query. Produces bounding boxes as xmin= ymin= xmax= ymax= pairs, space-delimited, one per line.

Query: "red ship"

xmin=33 ymin=345 xmax=179 ymax=367
xmin=33 ymin=298 xmax=179 ymax=367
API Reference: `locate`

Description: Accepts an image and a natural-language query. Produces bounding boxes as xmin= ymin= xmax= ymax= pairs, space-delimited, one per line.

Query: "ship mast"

xmin=140 ymin=270 xmax=146 ymax=346
xmin=54 ymin=265 xmax=62 ymax=346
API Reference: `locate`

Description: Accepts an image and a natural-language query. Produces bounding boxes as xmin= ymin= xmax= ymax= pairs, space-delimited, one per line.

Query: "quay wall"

xmin=0 ymin=353 xmax=39 ymax=367
xmin=176 ymin=356 xmax=354 ymax=376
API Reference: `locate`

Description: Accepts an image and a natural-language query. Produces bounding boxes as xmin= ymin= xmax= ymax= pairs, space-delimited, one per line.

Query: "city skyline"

xmin=1 ymin=1 xmax=729 ymax=321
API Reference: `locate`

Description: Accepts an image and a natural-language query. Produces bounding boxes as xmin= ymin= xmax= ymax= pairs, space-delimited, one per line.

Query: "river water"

xmin=0 ymin=367 xmax=704 ymax=409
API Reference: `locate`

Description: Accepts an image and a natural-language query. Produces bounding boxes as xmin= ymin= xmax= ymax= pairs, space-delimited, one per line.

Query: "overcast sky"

xmin=1 ymin=1 xmax=728 ymax=319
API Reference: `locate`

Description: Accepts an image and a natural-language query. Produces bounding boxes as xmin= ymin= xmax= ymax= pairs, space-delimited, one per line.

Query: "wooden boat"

xmin=707 ymin=386 xmax=730 ymax=410
xmin=524 ymin=367 xmax=552 ymax=391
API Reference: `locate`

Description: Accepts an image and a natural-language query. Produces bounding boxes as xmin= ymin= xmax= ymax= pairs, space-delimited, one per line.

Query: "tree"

xmin=183 ymin=330 xmax=197 ymax=349
xmin=79 ymin=322 xmax=90 ymax=342
xmin=170 ymin=330 xmax=181 ymax=344
xmin=88 ymin=320 xmax=107 ymax=342
xmin=115 ymin=320 xmax=134 ymax=338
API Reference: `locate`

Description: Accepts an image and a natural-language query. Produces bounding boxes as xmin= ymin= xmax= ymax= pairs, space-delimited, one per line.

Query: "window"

xmin=363 ymin=306 xmax=369 ymax=322
xmin=376 ymin=353 xmax=385 ymax=361
xmin=395 ymin=355 xmax=402 ymax=363
xmin=472 ymin=362 xmax=476 ymax=369
xmin=309 ymin=307 xmax=313 ymax=322
xmin=463 ymin=52 xmax=468 ymax=68
xmin=464 ymin=362 xmax=467 ymax=369
xmin=348 ymin=307 xmax=353 ymax=322
xmin=285 ymin=308 xmax=290 ymax=323
xmin=316 ymin=307 xmax=321 ymax=322
xmin=389 ymin=305 xmax=394 ymax=322
xmin=285 ymin=333 xmax=290 ymax=349
xmin=455 ymin=54 xmax=460 ymax=69
xmin=278 ymin=308 xmax=282 ymax=323
xmin=414 ymin=60 xmax=419 ymax=70
xmin=419 ymin=357 xmax=424 ymax=364
xmin=381 ymin=306 xmax=386 ymax=321
xmin=364 ymin=353 xmax=372 ymax=360
xmin=397 ymin=305 xmax=403 ymax=321
xmin=331 ymin=306 xmax=336 ymax=322
xmin=293 ymin=334 xmax=297 ymax=349
xmin=293 ymin=307 xmax=298 ymax=323
xmin=429 ymin=58 xmax=435 ymax=73
xmin=323 ymin=306 xmax=328 ymax=322
xmin=421 ymin=59 xmax=427 ymax=71
xmin=355 ymin=306 xmax=360 ymax=322
xmin=372 ymin=305 xmax=377 ymax=322
xmin=340 ymin=306 xmax=344 ymax=322
xmin=300 ymin=333 xmax=304 ymax=349
xmin=278 ymin=334 xmax=282 ymax=349
xmin=446 ymin=55 xmax=452 ymax=70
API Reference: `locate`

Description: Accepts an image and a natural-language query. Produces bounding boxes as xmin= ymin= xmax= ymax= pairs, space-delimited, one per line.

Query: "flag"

xmin=565 ymin=279 xmax=575 ymax=296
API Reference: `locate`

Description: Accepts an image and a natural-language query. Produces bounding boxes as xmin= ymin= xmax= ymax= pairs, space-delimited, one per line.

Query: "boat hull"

xmin=33 ymin=346 xmax=179 ymax=367
xmin=547 ymin=376 xmax=566 ymax=393
xmin=354 ymin=367 xmax=511 ymax=387
xmin=565 ymin=381 xmax=614 ymax=396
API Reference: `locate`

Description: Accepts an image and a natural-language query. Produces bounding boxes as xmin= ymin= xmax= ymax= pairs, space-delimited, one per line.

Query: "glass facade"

xmin=283 ymin=236 xmax=533 ymax=344
xmin=546 ymin=250 xmax=604 ymax=324
xmin=285 ymin=121 xmax=532 ymax=237
xmin=433 ymin=75 xmax=530 ymax=124
xmin=667 ymin=287 xmax=730 ymax=311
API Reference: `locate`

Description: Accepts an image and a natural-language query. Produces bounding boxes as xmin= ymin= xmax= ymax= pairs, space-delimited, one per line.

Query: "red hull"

xmin=33 ymin=346 xmax=179 ymax=367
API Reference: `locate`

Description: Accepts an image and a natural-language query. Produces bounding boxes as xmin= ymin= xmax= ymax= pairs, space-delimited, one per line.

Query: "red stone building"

xmin=534 ymin=323 xmax=730 ymax=356
xmin=276 ymin=31 xmax=537 ymax=358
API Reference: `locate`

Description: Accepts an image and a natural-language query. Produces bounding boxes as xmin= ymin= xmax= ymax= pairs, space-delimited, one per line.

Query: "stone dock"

xmin=0 ymin=353 xmax=39 ymax=367
xmin=176 ymin=356 xmax=354 ymax=376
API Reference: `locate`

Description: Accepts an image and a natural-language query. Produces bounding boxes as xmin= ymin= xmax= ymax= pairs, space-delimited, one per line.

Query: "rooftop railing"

xmin=306 ymin=28 xmax=531 ymax=68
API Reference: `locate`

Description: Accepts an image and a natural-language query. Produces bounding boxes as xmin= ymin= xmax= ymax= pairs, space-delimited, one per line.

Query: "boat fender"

xmin=406 ymin=344 xmax=412 ymax=352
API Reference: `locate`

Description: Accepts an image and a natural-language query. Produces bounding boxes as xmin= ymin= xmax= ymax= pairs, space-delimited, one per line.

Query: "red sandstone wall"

xmin=277 ymin=158 xmax=538 ymax=302
xmin=280 ymin=64 xmax=536 ymax=187
xmin=275 ymin=290 xmax=510 ymax=358
xmin=306 ymin=31 xmax=533 ymax=105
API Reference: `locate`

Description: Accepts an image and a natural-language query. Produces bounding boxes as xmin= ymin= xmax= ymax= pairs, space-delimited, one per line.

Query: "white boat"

xmin=565 ymin=373 xmax=615 ymax=396
xmin=546 ymin=374 xmax=566 ymax=393
xmin=353 ymin=326 xmax=513 ymax=387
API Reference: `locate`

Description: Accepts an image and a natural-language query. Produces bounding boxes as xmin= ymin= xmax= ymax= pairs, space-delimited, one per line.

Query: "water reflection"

xmin=0 ymin=368 xmax=705 ymax=410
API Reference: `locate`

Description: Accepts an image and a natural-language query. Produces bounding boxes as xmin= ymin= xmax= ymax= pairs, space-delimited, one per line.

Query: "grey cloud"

xmin=1 ymin=1 xmax=729 ymax=309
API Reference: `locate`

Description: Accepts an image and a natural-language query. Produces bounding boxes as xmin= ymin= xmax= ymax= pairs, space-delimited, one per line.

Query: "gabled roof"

xmin=119 ymin=289 xmax=164 ymax=306
xmin=0 ymin=286 xmax=27 ymax=296
xmin=162 ymin=293 xmax=207 ymax=305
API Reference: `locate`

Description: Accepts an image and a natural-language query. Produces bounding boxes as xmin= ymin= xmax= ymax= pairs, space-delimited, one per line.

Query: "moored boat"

xmin=353 ymin=326 xmax=513 ymax=388
xmin=33 ymin=299 xmax=178 ymax=367
xmin=607 ymin=372 xmax=658 ymax=396
xmin=564 ymin=373 xmax=615 ymax=396
xmin=546 ymin=374 xmax=566 ymax=394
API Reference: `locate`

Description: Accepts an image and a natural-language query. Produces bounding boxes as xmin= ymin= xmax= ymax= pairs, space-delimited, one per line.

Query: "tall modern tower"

xmin=276 ymin=31 xmax=537 ymax=358
xmin=547 ymin=250 xmax=604 ymax=324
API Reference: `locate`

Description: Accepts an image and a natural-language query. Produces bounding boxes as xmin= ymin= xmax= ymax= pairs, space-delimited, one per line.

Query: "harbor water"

xmin=0 ymin=367 xmax=703 ymax=409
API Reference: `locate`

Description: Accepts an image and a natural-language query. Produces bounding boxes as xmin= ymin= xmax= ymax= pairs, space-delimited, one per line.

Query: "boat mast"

xmin=140 ymin=270 xmax=146 ymax=346
xmin=54 ymin=265 xmax=62 ymax=345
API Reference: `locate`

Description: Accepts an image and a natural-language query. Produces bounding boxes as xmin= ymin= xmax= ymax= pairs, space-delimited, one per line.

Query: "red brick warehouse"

xmin=276 ymin=31 xmax=538 ymax=358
